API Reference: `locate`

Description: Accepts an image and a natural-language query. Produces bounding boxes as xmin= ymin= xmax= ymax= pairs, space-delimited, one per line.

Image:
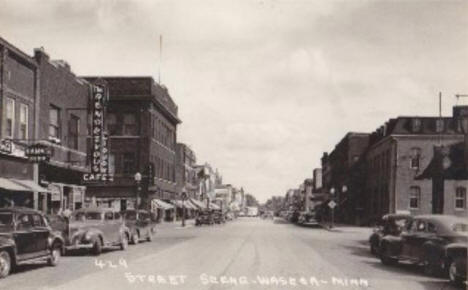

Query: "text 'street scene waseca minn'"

xmin=0 ymin=1 xmax=467 ymax=289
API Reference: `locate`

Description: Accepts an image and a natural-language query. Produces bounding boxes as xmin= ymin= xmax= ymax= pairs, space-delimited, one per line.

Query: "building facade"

xmin=84 ymin=77 xmax=180 ymax=211
xmin=175 ymin=143 xmax=198 ymax=199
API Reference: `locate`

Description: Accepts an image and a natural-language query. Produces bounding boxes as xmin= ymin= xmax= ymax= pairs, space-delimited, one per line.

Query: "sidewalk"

xmin=319 ymin=222 xmax=372 ymax=234
xmin=156 ymin=219 xmax=196 ymax=230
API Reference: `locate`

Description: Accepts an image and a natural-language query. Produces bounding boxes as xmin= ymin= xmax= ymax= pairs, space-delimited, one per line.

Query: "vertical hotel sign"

xmin=83 ymin=81 xmax=113 ymax=183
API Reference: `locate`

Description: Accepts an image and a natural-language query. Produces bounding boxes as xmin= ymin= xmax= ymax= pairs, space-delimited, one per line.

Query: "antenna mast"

xmin=159 ymin=35 xmax=163 ymax=84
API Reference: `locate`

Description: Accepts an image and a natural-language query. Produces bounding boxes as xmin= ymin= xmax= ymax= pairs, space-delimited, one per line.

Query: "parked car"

xmin=445 ymin=242 xmax=467 ymax=286
xmin=195 ymin=210 xmax=214 ymax=226
xmin=369 ymin=213 xmax=412 ymax=255
xmin=0 ymin=207 xmax=64 ymax=279
xmin=213 ymin=211 xmax=226 ymax=224
xmin=58 ymin=207 xmax=130 ymax=255
xmin=297 ymin=211 xmax=319 ymax=226
xmin=121 ymin=209 xmax=156 ymax=244
xmin=379 ymin=215 xmax=468 ymax=277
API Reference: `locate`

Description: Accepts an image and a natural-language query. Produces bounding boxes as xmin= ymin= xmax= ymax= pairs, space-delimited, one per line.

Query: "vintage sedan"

xmin=0 ymin=207 xmax=64 ymax=279
xmin=62 ymin=207 xmax=131 ymax=255
xmin=379 ymin=215 xmax=468 ymax=277
xmin=195 ymin=210 xmax=214 ymax=226
xmin=369 ymin=213 xmax=412 ymax=255
xmin=445 ymin=240 xmax=467 ymax=285
xmin=121 ymin=209 xmax=156 ymax=244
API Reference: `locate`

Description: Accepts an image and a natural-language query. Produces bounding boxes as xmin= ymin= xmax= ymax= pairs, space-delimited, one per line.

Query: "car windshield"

xmin=453 ymin=223 xmax=468 ymax=233
xmin=124 ymin=211 xmax=137 ymax=220
xmin=74 ymin=212 xmax=102 ymax=221
xmin=0 ymin=213 xmax=13 ymax=232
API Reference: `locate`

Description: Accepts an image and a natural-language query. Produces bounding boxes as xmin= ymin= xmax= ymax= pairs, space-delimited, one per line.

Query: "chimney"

xmin=33 ymin=47 xmax=49 ymax=63
xmin=453 ymin=106 xmax=468 ymax=173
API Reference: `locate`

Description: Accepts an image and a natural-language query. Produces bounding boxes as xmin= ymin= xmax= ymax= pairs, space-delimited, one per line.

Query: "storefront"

xmin=151 ymin=199 xmax=175 ymax=222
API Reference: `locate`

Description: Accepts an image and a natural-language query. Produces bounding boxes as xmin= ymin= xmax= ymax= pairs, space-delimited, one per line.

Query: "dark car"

xmin=121 ymin=209 xmax=156 ymax=244
xmin=297 ymin=211 xmax=319 ymax=226
xmin=213 ymin=211 xmax=226 ymax=224
xmin=369 ymin=213 xmax=412 ymax=255
xmin=195 ymin=210 xmax=214 ymax=226
xmin=0 ymin=207 xmax=64 ymax=279
xmin=57 ymin=207 xmax=130 ymax=255
xmin=379 ymin=215 xmax=468 ymax=277
xmin=445 ymin=242 xmax=467 ymax=286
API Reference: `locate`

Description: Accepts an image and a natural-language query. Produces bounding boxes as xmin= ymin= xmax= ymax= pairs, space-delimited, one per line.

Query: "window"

xmin=455 ymin=187 xmax=466 ymax=210
xmin=19 ymin=104 xmax=28 ymax=140
xmin=409 ymin=186 xmax=421 ymax=209
xmin=32 ymin=214 xmax=45 ymax=227
xmin=106 ymin=113 xmax=118 ymax=135
xmin=410 ymin=148 xmax=421 ymax=169
xmin=109 ymin=153 xmax=115 ymax=174
xmin=416 ymin=220 xmax=426 ymax=232
xmin=427 ymin=222 xmax=437 ymax=233
xmin=104 ymin=212 xmax=114 ymax=220
xmin=68 ymin=114 xmax=79 ymax=150
xmin=123 ymin=113 xmax=137 ymax=136
xmin=435 ymin=119 xmax=444 ymax=133
xmin=17 ymin=214 xmax=32 ymax=230
xmin=49 ymin=105 xmax=61 ymax=139
xmin=122 ymin=153 xmax=135 ymax=174
xmin=4 ymin=97 xmax=15 ymax=138
xmin=411 ymin=118 xmax=422 ymax=132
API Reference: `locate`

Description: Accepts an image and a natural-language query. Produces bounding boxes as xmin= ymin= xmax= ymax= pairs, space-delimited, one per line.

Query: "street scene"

xmin=0 ymin=1 xmax=467 ymax=289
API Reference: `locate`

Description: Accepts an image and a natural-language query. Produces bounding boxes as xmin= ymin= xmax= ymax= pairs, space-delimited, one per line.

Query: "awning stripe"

xmin=11 ymin=179 xmax=49 ymax=192
xmin=0 ymin=177 xmax=30 ymax=191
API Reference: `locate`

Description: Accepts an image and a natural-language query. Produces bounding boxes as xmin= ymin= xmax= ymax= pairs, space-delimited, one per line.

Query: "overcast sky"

xmin=1 ymin=0 xmax=467 ymax=202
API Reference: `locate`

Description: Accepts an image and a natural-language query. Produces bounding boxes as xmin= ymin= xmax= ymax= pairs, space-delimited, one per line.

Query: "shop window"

xmin=68 ymin=114 xmax=80 ymax=150
xmin=123 ymin=113 xmax=137 ymax=136
xmin=4 ymin=97 xmax=15 ymax=138
xmin=19 ymin=103 xmax=28 ymax=140
xmin=455 ymin=187 xmax=466 ymax=210
xmin=410 ymin=148 xmax=421 ymax=169
xmin=122 ymin=153 xmax=135 ymax=174
xmin=49 ymin=105 xmax=61 ymax=139
xmin=409 ymin=186 xmax=421 ymax=209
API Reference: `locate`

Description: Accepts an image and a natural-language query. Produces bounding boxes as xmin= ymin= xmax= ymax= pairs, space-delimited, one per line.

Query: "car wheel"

xmin=91 ymin=237 xmax=102 ymax=256
xmin=0 ymin=251 xmax=11 ymax=279
xmin=131 ymin=233 xmax=139 ymax=245
xmin=370 ymin=243 xmax=377 ymax=255
xmin=448 ymin=258 xmax=464 ymax=286
xmin=380 ymin=246 xmax=398 ymax=266
xmin=48 ymin=243 xmax=61 ymax=266
xmin=120 ymin=234 xmax=128 ymax=250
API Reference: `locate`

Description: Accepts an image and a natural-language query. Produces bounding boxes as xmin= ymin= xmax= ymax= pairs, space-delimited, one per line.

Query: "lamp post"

xmin=330 ymin=187 xmax=335 ymax=229
xmin=181 ymin=187 xmax=187 ymax=227
xmin=134 ymin=172 xmax=142 ymax=209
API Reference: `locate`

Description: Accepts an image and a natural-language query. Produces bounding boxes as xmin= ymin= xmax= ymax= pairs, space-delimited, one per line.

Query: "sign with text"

xmin=25 ymin=143 xmax=52 ymax=162
xmin=83 ymin=82 xmax=113 ymax=183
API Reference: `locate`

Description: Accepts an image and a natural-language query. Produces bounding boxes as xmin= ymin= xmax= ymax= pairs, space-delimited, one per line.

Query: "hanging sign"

xmin=25 ymin=143 xmax=52 ymax=162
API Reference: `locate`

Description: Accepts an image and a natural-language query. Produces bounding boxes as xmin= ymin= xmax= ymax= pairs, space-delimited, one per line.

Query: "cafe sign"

xmin=83 ymin=81 xmax=114 ymax=183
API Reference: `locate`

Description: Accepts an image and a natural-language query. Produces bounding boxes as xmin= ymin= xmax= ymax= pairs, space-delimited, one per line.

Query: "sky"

xmin=1 ymin=0 xmax=467 ymax=203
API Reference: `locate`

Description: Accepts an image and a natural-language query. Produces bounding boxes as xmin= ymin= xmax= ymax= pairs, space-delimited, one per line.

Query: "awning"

xmin=209 ymin=202 xmax=221 ymax=210
xmin=172 ymin=200 xmax=197 ymax=210
xmin=151 ymin=199 xmax=175 ymax=210
xmin=11 ymin=179 xmax=49 ymax=192
xmin=0 ymin=177 xmax=29 ymax=191
xmin=189 ymin=198 xmax=206 ymax=209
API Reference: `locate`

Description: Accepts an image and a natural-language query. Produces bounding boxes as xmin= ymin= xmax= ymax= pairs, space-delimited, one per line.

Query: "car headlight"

xmin=84 ymin=232 xmax=93 ymax=241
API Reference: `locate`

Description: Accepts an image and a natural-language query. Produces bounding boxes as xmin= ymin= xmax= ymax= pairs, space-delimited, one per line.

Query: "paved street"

xmin=1 ymin=218 xmax=460 ymax=290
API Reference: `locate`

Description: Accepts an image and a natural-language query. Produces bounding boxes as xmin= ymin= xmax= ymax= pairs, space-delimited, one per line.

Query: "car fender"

xmin=421 ymin=241 xmax=445 ymax=264
xmin=445 ymin=243 xmax=467 ymax=260
xmin=0 ymin=237 xmax=17 ymax=265
xmin=82 ymin=228 xmax=105 ymax=243
xmin=380 ymin=235 xmax=402 ymax=256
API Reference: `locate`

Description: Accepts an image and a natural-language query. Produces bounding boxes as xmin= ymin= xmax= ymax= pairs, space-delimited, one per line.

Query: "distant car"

xmin=445 ymin=242 xmax=467 ymax=286
xmin=59 ymin=207 xmax=130 ymax=255
xmin=121 ymin=210 xmax=156 ymax=244
xmin=297 ymin=211 xmax=319 ymax=226
xmin=379 ymin=215 xmax=468 ymax=277
xmin=195 ymin=210 xmax=214 ymax=226
xmin=212 ymin=211 xmax=226 ymax=224
xmin=369 ymin=213 xmax=412 ymax=255
xmin=225 ymin=212 xmax=234 ymax=221
xmin=0 ymin=207 xmax=64 ymax=279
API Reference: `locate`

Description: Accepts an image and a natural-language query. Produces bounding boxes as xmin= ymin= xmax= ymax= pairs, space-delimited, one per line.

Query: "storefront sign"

xmin=0 ymin=139 xmax=12 ymax=154
xmin=84 ymin=82 xmax=113 ymax=183
xmin=25 ymin=144 xmax=52 ymax=162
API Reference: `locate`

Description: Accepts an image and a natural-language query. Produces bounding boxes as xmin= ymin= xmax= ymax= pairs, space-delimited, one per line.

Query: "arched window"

xmin=409 ymin=186 xmax=421 ymax=209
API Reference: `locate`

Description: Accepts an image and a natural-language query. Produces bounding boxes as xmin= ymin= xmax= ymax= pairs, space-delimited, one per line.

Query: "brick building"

xmin=364 ymin=106 xmax=467 ymax=223
xmin=175 ymin=143 xmax=198 ymax=199
xmin=321 ymin=132 xmax=370 ymax=224
xmin=84 ymin=77 xmax=181 ymax=212
xmin=34 ymin=48 xmax=89 ymax=213
xmin=0 ymin=37 xmax=40 ymax=208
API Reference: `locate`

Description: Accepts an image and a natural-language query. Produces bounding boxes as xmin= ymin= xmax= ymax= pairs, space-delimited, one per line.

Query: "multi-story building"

xmin=175 ymin=143 xmax=198 ymax=199
xmin=321 ymin=132 xmax=370 ymax=224
xmin=364 ymin=106 xmax=467 ymax=222
xmin=84 ymin=77 xmax=181 ymax=211
xmin=0 ymin=37 xmax=40 ymax=208
xmin=34 ymin=48 xmax=89 ymax=213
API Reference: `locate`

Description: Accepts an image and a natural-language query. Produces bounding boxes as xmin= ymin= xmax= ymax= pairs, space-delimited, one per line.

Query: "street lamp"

xmin=329 ymin=187 xmax=335 ymax=229
xmin=134 ymin=172 xmax=142 ymax=209
xmin=181 ymin=187 xmax=187 ymax=227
